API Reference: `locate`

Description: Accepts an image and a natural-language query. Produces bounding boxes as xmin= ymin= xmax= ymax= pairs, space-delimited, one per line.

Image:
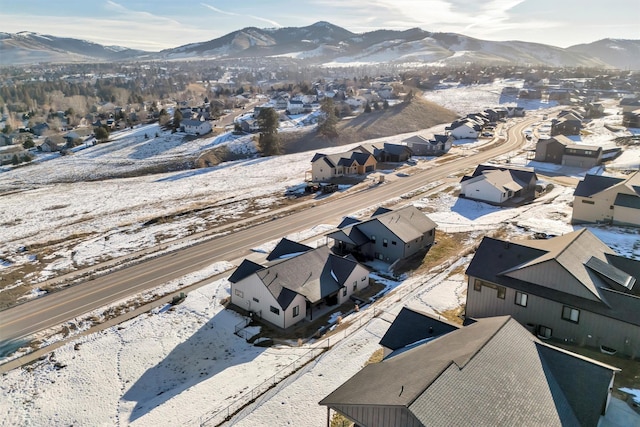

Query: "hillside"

xmin=281 ymin=97 xmax=459 ymax=154
xmin=2 ymin=22 xmax=638 ymax=68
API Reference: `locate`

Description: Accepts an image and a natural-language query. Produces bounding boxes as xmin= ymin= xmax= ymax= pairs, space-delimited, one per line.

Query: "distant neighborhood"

xmin=2 ymin=60 xmax=640 ymax=426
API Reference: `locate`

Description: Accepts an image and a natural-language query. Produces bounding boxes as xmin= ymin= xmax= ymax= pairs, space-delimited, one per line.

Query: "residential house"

xmin=31 ymin=122 xmax=50 ymax=136
xmin=310 ymin=150 xmax=376 ymax=182
xmin=465 ymin=229 xmax=640 ymax=357
xmin=0 ymin=145 xmax=27 ymax=164
xmin=286 ymin=99 xmax=305 ymax=115
xmin=181 ymin=119 xmax=212 ymax=135
xmin=320 ymin=315 xmax=619 ymax=427
xmin=571 ymin=171 xmax=640 ymax=227
xmin=327 ymin=205 xmax=436 ymax=264
xmin=227 ymin=243 xmax=370 ymax=329
xmin=459 ymin=164 xmax=538 ymax=205
xmin=356 ymin=142 xmax=412 ymax=163
xmin=562 ymin=143 xmax=602 ymax=168
xmin=535 ymin=135 xmax=602 ymax=167
xmin=402 ymin=134 xmax=453 ymax=156
xmin=505 ymin=106 xmax=525 ymax=117
xmin=446 ymin=118 xmax=482 ymax=139
xmin=622 ymin=109 xmax=640 ymax=128
xmin=551 ymin=112 xmax=582 ymax=136
xmin=38 ymin=135 xmax=65 ymax=152
xmin=620 ymin=97 xmax=640 ymax=114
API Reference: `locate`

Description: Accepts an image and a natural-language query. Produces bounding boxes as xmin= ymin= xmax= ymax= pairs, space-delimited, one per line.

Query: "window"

xmin=371 ymin=235 xmax=376 ymax=242
xmin=361 ymin=276 xmax=367 ymax=282
xmin=537 ymin=325 xmax=552 ymax=339
xmin=581 ymin=200 xmax=595 ymax=205
xmin=473 ymin=279 xmax=505 ymax=299
xmin=235 ymin=289 xmax=244 ymax=298
xmin=392 ymin=240 xmax=397 ymax=245
xmin=292 ymin=305 xmax=299 ymax=317
xmin=515 ymin=291 xmax=528 ymax=307
xmin=252 ymin=297 xmax=259 ymax=303
xmin=562 ymin=306 xmax=580 ymax=323
xmin=353 ymin=281 xmax=357 ymax=291
xmin=270 ymin=306 xmax=280 ymax=315
xmin=343 ymin=288 xmax=347 ymax=297
xmin=383 ymin=238 xmax=388 ymax=247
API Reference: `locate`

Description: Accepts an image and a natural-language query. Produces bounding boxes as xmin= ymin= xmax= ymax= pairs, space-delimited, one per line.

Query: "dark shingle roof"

xmin=321 ymin=317 xmax=618 ymax=427
xmin=256 ymin=246 xmax=359 ymax=308
xmin=266 ymin=238 xmax=312 ymax=261
xmin=614 ymin=193 xmax=640 ymax=209
xmin=378 ymin=306 xmax=459 ymax=351
xmin=466 ymin=229 xmax=640 ymax=326
xmin=228 ymin=259 xmax=264 ymax=283
xmin=574 ymin=174 xmax=624 ymax=197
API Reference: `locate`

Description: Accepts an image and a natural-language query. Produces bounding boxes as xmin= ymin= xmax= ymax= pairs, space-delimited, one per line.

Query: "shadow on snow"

xmin=121 ymin=308 xmax=265 ymax=422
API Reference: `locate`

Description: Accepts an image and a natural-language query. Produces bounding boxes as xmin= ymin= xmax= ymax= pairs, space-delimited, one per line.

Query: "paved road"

xmin=0 ymin=117 xmax=535 ymax=348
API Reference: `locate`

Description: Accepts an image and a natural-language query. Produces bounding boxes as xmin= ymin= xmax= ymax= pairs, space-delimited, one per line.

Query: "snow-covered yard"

xmin=1 ymin=81 xmax=639 ymax=426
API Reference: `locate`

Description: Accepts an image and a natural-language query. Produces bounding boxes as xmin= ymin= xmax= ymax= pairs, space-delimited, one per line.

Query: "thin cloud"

xmin=201 ymin=3 xmax=281 ymax=27
xmin=104 ymin=1 xmax=183 ymax=27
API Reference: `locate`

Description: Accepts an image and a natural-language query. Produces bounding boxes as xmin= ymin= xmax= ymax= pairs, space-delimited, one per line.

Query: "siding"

xmin=331 ymin=404 xmax=423 ymax=427
xmin=231 ymin=275 xmax=286 ymax=328
xmin=356 ymin=222 xmax=405 ymax=262
xmin=466 ymin=276 xmax=640 ymax=357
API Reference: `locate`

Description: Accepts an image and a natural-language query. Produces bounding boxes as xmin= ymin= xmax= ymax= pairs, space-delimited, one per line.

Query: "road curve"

xmin=0 ymin=118 xmax=536 ymax=346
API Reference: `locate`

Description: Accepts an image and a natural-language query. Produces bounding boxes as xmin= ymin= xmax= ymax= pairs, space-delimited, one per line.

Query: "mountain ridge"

xmin=1 ymin=22 xmax=638 ymax=69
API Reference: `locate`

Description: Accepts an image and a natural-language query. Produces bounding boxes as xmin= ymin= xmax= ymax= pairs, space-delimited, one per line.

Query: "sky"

xmin=0 ymin=0 xmax=638 ymax=51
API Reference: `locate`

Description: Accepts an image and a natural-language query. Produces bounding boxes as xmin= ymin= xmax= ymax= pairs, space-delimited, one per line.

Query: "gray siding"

xmin=331 ymin=404 xmax=423 ymax=427
xmin=466 ymin=276 xmax=640 ymax=357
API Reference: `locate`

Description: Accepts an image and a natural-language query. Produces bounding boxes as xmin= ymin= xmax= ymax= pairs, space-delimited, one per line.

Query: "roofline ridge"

xmin=454 ymin=316 xmax=512 ymax=370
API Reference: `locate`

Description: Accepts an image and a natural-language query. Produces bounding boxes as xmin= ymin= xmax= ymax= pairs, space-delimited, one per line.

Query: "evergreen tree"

xmin=257 ymin=107 xmax=281 ymax=156
xmin=363 ymin=102 xmax=372 ymax=113
xmin=173 ymin=109 xmax=183 ymax=131
xmin=318 ymin=98 xmax=339 ymax=138
xmin=94 ymin=126 xmax=109 ymax=142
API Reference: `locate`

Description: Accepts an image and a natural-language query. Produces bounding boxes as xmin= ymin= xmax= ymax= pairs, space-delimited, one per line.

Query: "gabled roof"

xmin=573 ymin=172 xmax=638 ymax=197
xmin=266 ymin=238 xmax=313 ymax=261
xmin=461 ymin=169 xmax=523 ymax=193
xmin=466 ymin=229 xmax=640 ymax=326
xmin=254 ymin=246 xmax=360 ymax=308
xmin=327 ymin=205 xmax=436 ymax=246
xmin=378 ymin=306 xmax=460 ymax=352
xmin=311 ymin=150 xmax=374 ymax=168
xmin=228 ymin=259 xmax=264 ymax=283
xmin=467 ymin=163 xmax=537 ymax=186
xmin=336 ymin=216 xmax=360 ymax=229
xmin=320 ymin=316 xmax=618 ymax=427
xmin=368 ymin=205 xmax=437 ymax=243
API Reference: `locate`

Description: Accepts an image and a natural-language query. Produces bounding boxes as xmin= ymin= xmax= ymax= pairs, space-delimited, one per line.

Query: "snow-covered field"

xmin=1 ymin=81 xmax=639 ymax=426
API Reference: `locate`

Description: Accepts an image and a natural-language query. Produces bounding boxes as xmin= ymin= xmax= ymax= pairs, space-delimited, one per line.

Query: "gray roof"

xmin=311 ymin=150 xmax=374 ymax=168
xmin=466 ymin=229 xmax=640 ymax=326
xmin=573 ymin=174 xmax=625 ymax=197
xmin=614 ymin=193 xmax=640 ymax=209
xmin=255 ymin=245 xmax=360 ymax=308
xmin=320 ymin=316 xmax=617 ymax=427
xmin=467 ymin=163 xmax=537 ymax=186
xmin=378 ymin=306 xmax=459 ymax=351
xmin=266 ymin=238 xmax=312 ymax=261
xmin=328 ymin=205 xmax=436 ymax=246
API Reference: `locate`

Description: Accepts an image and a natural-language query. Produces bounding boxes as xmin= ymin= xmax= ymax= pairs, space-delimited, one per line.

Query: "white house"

xmin=446 ymin=118 xmax=482 ymax=139
xmin=228 ymin=244 xmax=370 ymax=329
xmin=181 ymin=119 xmax=212 ymax=135
xmin=287 ymin=99 xmax=305 ymax=115
xmin=460 ymin=169 xmax=523 ymax=204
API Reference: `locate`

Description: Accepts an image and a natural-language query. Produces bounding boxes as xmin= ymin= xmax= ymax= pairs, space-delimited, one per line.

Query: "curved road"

xmin=0 ymin=118 xmax=535 ymax=347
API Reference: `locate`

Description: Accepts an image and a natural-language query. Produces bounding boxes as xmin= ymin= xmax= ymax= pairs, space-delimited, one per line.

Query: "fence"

xmin=198 ymin=344 xmax=328 ymax=426
xmin=197 ymin=305 xmax=390 ymax=426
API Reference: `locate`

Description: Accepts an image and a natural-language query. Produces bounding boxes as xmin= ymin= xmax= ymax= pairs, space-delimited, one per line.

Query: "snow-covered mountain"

xmin=2 ymin=22 xmax=638 ymax=69
xmin=0 ymin=31 xmax=146 ymax=66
